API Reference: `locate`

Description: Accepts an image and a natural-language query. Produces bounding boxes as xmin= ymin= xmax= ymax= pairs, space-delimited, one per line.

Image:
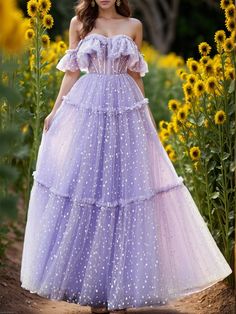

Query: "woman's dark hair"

xmin=74 ymin=0 xmax=132 ymax=39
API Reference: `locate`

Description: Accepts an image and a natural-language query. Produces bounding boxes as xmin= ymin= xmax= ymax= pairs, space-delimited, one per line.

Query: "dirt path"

xmin=0 ymin=205 xmax=235 ymax=314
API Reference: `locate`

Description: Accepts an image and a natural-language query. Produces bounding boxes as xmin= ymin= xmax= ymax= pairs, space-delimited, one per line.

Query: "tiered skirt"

xmin=20 ymin=73 xmax=232 ymax=310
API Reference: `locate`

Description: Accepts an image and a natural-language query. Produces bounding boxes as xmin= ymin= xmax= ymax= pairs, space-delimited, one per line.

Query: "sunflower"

xmin=27 ymin=0 xmax=38 ymax=17
xmin=183 ymin=82 xmax=194 ymax=99
xmin=189 ymin=146 xmax=201 ymax=161
xmin=40 ymin=49 xmax=48 ymax=62
xmin=176 ymin=57 xmax=184 ymax=67
xmin=204 ymin=60 xmax=215 ymax=76
xmin=225 ymin=68 xmax=235 ymax=80
xmin=220 ymin=0 xmax=233 ymax=10
xmin=200 ymin=56 xmax=209 ymax=65
xmin=206 ymin=77 xmax=218 ymax=94
xmin=161 ymin=129 xmax=170 ymax=141
xmin=214 ymin=110 xmax=227 ymax=125
xmin=193 ymin=161 xmax=200 ymax=171
xmin=57 ymin=40 xmax=67 ymax=51
xmin=226 ymin=18 xmax=235 ymax=32
xmin=204 ymin=119 xmax=209 ymax=128
xmin=214 ymin=63 xmax=223 ymax=76
xmin=183 ymin=102 xmax=192 ymax=114
xmin=230 ymin=31 xmax=236 ymax=47
xmin=165 ymin=144 xmax=174 ymax=155
xmin=214 ymin=30 xmax=226 ymax=44
xmin=188 ymin=60 xmax=199 ymax=74
xmin=180 ymin=71 xmax=187 ymax=80
xmin=159 ymin=120 xmax=168 ymax=129
xmin=168 ymin=99 xmax=181 ymax=113
xmin=25 ymin=28 xmax=35 ymax=40
xmin=224 ymin=38 xmax=234 ymax=52
xmin=29 ymin=18 xmax=35 ymax=28
xmin=194 ymin=80 xmax=205 ymax=97
xmin=169 ymin=150 xmax=177 ymax=162
xmin=167 ymin=122 xmax=175 ymax=134
xmin=29 ymin=53 xmax=35 ymax=71
xmin=172 ymin=115 xmax=182 ymax=133
xmin=176 ymin=68 xmax=184 ymax=78
xmin=177 ymin=107 xmax=188 ymax=123
xmin=225 ymin=4 xmax=235 ymax=19
xmin=42 ymin=14 xmax=54 ymax=29
xmin=187 ymin=74 xmax=197 ymax=85
xmin=178 ymin=134 xmax=185 ymax=143
xmin=41 ymin=34 xmax=50 ymax=47
xmin=38 ymin=0 xmax=51 ymax=14
xmin=198 ymin=42 xmax=212 ymax=56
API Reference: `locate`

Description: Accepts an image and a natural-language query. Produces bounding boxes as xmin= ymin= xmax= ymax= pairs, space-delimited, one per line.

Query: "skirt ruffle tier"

xmin=20 ymin=73 xmax=232 ymax=310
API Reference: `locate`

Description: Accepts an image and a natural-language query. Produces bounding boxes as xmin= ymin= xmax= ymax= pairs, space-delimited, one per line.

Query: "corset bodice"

xmin=56 ymin=33 xmax=149 ymax=77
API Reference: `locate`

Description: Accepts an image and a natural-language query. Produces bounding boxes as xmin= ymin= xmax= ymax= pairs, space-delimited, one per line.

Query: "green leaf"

xmin=210 ymin=147 xmax=219 ymax=154
xmin=230 ymin=161 xmax=235 ymax=172
xmin=211 ymin=191 xmax=220 ymax=199
xmin=228 ymin=79 xmax=235 ymax=93
xmin=208 ymin=161 xmax=217 ymax=173
xmin=40 ymin=61 xmax=50 ymax=69
xmin=222 ymin=152 xmax=231 ymax=160
xmin=197 ymin=115 xmax=205 ymax=126
xmin=188 ymin=117 xmax=196 ymax=125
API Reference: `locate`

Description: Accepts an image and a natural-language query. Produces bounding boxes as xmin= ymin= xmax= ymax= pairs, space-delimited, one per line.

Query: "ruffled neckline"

xmin=56 ymin=32 xmax=149 ymax=77
xmin=80 ymin=33 xmax=138 ymax=47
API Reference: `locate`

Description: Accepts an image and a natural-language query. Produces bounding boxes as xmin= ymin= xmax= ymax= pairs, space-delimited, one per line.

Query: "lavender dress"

xmin=20 ymin=33 xmax=232 ymax=310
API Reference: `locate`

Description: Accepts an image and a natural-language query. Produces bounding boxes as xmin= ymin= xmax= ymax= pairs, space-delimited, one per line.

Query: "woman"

xmin=20 ymin=0 xmax=232 ymax=313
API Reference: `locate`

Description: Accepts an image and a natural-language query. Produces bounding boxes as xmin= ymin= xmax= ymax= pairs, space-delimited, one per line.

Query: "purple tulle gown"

xmin=20 ymin=33 xmax=232 ymax=310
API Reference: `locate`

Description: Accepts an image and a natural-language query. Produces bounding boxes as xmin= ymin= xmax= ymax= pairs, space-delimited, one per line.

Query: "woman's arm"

xmin=44 ymin=17 xmax=81 ymax=131
xmin=51 ymin=17 xmax=81 ymax=115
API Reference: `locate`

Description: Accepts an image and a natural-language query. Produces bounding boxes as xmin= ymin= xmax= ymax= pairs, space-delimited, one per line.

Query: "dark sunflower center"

xmin=218 ymin=114 xmax=224 ymax=121
xmin=31 ymin=4 xmax=37 ymax=12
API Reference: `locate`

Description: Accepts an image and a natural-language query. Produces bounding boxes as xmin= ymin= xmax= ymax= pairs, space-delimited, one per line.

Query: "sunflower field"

xmin=156 ymin=0 xmax=235 ymax=284
xmin=0 ymin=0 xmax=235 ymax=286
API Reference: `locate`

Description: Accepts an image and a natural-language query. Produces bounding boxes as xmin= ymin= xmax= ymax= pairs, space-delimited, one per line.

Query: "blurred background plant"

xmin=0 ymin=0 xmax=235 ymax=288
xmin=156 ymin=0 xmax=235 ymax=287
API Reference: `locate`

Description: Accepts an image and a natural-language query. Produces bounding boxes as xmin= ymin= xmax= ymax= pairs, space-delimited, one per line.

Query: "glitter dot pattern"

xmin=20 ymin=34 xmax=232 ymax=311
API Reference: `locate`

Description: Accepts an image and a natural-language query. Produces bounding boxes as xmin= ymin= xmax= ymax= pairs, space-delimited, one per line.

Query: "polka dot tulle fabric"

xmin=20 ymin=34 xmax=232 ymax=311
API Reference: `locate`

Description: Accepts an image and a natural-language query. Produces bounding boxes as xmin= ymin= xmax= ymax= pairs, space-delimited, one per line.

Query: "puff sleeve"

xmin=56 ymin=48 xmax=80 ymax=72
xmin=127 ymin=51 xmax=149 ymax=77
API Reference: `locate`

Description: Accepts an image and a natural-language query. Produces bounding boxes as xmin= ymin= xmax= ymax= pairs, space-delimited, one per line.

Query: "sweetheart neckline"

xmin=83 ymin=33 xmax=135 ymax=41
xmin=80 ymin=33 xmax=140 ymax=50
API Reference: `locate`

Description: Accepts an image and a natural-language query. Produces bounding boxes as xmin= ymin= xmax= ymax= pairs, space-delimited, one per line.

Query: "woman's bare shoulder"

xmin=68 ymin=16 xmax=83 ymax=48
xmin=127 ymin=17 xmax=143 ymax=41
xmin=70 ymin=15 xmax=83 ymax=32
xmin=128 ymin=17 xmax=143 ymax=28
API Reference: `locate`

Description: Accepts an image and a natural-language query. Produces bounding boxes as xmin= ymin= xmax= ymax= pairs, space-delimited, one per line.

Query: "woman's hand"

xmin=43 ymin=110 xmax=57 ymax=132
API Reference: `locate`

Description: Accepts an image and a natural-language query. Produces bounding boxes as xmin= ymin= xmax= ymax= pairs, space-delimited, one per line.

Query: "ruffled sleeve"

xmin=127 ymin=51 xmax=149 ymax=77
xmin=56 ymin=48 xmax=80 ymax=72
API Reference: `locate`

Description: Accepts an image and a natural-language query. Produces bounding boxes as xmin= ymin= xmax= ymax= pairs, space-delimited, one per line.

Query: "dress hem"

xmin=20 ymin=273 xmax=232 ymax=310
